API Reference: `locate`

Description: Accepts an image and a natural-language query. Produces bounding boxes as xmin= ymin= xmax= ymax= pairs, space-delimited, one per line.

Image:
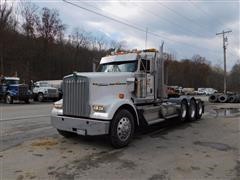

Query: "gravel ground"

xmin=0 ymin=99 xmax=239 ymax=180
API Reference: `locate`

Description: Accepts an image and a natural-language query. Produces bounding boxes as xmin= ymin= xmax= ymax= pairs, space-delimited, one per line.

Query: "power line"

xmin=63 ymin=0 xmax=222 ymax=56
xmin=134 ymin=3 xmax=209 ymax=38
xmin=188 ymin=0 xmax=226 ymax=28
xmin=158 ymin=2 xmax=213 ymax=36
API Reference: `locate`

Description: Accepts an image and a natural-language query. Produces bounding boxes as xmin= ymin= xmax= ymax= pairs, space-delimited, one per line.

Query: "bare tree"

xmin=0 ymin=0 xmax=15 ymax=31
xmin=72 ymin=28 xmax=91 ymax=48
xmin=36 ymin=7 xmax=65 ymax=43
xmin=20 ymin=1 xmax=38 ymax=38
xmin=0 ymin=0 xmax=16 ymax=75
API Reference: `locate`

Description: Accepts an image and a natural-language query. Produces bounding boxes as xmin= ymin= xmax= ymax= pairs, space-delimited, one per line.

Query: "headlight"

xmin=92 ymin=105 xmax=105 ymax=112
xmin=54 ymin=102 xmax=63 ymax=109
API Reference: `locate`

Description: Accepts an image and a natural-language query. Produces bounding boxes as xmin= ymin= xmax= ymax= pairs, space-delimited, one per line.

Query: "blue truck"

xmin=0 ymin=77 xmax=31 ymax=104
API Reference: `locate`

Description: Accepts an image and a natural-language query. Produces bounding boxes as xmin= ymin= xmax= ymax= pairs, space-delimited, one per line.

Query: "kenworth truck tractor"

xmin=0 ymin=77 xmax=31 ymax=104
xmin=51 ymin=47 xmax=204 ymax=148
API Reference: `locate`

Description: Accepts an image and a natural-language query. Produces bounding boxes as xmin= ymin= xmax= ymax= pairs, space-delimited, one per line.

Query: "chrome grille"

xmin=63 ymin=76 xmax=90 ymax=117
xmin=19 ymin=85 xmax=28 ymax=96
xmin=48 ymin=89 xmax=57 ymax=94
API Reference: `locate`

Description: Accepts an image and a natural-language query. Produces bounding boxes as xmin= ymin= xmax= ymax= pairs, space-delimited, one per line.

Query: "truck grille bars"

xmin=48 ymin=89 xmax=57 ymax=94
xmin=63 ymin=75 xmax=90 ymax=117
xmin=19 ymin=85 xmax=28 ymax=96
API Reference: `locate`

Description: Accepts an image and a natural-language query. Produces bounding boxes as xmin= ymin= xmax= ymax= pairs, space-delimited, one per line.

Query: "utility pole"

xmin=216 ymin=30 xmax=232 ymax=94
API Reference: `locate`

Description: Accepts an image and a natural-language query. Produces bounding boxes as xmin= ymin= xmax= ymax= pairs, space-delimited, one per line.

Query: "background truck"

xmin=51 ymin=46 xmax=204 ymax=148
xmin=0 ymin=76 xmax=31 ymax=104
xmin=33 ymin=81 xmax=59 ymax=102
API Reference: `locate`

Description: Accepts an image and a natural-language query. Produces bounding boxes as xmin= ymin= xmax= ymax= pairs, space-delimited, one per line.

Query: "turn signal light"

xmin=118 ymin=93 xmax=125 ymax=99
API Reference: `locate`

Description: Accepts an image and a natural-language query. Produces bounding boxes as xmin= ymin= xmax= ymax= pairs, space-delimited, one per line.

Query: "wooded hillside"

xmin=0 ymin=1 xmax=239 ymax=92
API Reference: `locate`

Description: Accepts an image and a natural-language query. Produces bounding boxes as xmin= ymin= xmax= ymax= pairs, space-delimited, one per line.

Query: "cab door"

xmin=140 ymin=59 xmax=154 ymax=99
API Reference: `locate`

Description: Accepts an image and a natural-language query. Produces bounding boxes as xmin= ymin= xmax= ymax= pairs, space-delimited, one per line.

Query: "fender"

xmin=168 ymin=96 xmax=190 ymax=104
xmin=90 ymin=98 xmax=139 ymax=125
xmin=7 ymin=89 xmax=17 ymax=97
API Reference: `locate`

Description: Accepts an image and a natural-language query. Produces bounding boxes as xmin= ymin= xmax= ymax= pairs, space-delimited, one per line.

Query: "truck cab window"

xmin=98 ymin=60 xmax=138 ymax=72
xmin=140 ymin=59 xmax=150 ymax=73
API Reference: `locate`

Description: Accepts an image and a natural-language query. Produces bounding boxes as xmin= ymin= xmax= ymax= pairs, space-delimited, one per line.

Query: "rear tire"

xmin=110 ymin=109 xmax=135 ymax=148
xmin=196 ymin=101 xmax=203 ymax=119
xmin=179 ymin=100 xmax=188 ymax=122
xmin=187 ymin=99 xmax=197 ymax=121
xmin=57 ymin=129 xmax=76 ymax=138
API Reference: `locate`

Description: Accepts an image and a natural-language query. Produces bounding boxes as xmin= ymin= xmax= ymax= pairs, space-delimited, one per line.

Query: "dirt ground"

xmin=0 ymin=100 xmax=239 ymax=180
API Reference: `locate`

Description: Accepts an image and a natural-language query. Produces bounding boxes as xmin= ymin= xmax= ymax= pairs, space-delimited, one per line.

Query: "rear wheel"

xmin=196 ymin=101 xmax=203 ymax=119
xmin=57 ymin=129 xmax=76 ymax=138
xmin=5 ymin=94 xmax=13 ymax=104
xmin=110 ymin=109 xmax=135 ymax=148
xmin=179 ymin=100 xmax=188 ymax=122
xmin=187 ymin=99 xmax=196 ymax=121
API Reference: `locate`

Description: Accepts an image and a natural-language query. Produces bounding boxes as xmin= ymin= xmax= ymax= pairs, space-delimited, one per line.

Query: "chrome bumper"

xmin=51 ymin=115 xmax=110 ymax=136
xmin=44 ymin=94 xmax=58 ymax=98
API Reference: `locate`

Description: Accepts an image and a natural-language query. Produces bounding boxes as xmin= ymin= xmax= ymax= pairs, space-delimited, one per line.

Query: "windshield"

xmin=6 ymin=80 xmax=19 ymax=85
xmin=40 ymin=82 xmax=50 ymax=87
xmin=98 ymin=60 xmax=137 ymax=72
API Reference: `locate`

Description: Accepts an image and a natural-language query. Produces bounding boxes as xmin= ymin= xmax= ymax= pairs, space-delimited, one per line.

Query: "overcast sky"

xmin=24 ymin=0 xmax=240 ymax=70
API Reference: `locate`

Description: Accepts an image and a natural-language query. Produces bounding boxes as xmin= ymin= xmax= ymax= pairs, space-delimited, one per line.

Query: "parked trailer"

xmin=51 ymin=47 xmax=204 ymax=148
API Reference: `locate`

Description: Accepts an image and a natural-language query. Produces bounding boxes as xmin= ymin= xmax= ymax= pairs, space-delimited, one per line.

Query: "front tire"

xmin=37 ymin=93 xmax=44 ymax=102
xmin=5 ymin=94 xmax=13 ymax=104
xmin=25 ymin=98 xmax=30 ymax=104
xmin=110 ymin=109 xmax=135 ymax=148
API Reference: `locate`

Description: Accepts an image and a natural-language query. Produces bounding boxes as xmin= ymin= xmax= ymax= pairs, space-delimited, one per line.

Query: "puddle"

xmin=213 ymin=108 xmax=240 ymax=117
xmin=194 ymin=141 xmax=234 ymax=151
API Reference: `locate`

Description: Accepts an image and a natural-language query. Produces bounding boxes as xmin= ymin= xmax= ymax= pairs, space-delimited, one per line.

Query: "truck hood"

xmin=8 ymin=84 xmax=27 ymax=89
xmin=65 ymin=72 xmax=133 ymax=80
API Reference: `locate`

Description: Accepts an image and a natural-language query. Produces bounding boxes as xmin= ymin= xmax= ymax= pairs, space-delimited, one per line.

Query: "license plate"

xmin=76 ymin=129 xmax=86 ymax=135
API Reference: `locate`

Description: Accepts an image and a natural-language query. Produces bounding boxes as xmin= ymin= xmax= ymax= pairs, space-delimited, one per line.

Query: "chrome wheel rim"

xmin=190 ymin=104 xmax=196 ymax=118
xmin=198 ymin=104 xmax=203 ymax=115
xmin=117 ymin=117 xmax=131 ymax=141
xmin=181 ymin=104 xmax=187 ymax=119
xmin=6 ymin=95 xmax=11 ymax=103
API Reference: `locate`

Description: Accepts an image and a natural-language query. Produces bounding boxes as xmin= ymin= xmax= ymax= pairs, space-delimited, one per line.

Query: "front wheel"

xmin=110 ymin=109 xmax=135 ymax=148
xmin=37 ymin=93 xmax=44 ymax=102
xmin=5 ymin=94 xmax=13 ymax=104
xmin=25 ymin=98 xmax=30 ymax=104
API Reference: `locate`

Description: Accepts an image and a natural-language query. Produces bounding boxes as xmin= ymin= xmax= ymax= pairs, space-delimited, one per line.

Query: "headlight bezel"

xmin=54 ymin=102 xmax=63 ymax=109
xmin=92 ymin=105 xmax=105 ymax=112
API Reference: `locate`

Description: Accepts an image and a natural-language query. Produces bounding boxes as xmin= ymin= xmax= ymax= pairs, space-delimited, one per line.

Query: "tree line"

xmin=0 ymin=1 xmax=239 ymax=92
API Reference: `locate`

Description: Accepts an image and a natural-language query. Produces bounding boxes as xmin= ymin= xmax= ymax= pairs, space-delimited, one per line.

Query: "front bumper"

xmin=51 ymin=115 xmax=110 ymax=136
xmin=44 ymin=93 xmax=58 ymax=98
xmin=13 ymin=95 xmax=30 ymax=101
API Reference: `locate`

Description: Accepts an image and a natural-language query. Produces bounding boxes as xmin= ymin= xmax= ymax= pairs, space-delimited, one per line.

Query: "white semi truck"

xmin=51 ymin=47 xmax=204 ymax=148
